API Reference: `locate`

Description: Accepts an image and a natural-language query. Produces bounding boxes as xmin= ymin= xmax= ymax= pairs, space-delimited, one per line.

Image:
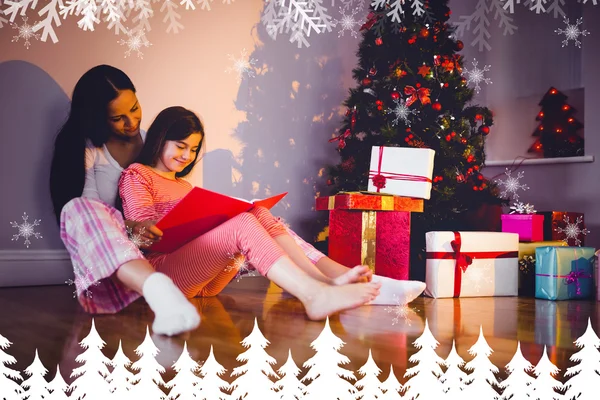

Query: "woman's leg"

xmin=60 ymin=197 xmax=199 ymax=336
xmin=154 ymin=212 xmax=381 ymax=320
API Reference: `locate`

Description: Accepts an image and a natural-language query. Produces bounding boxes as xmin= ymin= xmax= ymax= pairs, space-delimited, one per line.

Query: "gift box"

xmin=537 ymin=211 xmax=587 ymax=246
xmin=501 ymin=214 xmax=544 ymax=242
xmin=367 ymin=146 xmax=435 ymax=199
xmin=425 ymin=231 xmax=519 ymax=298
xmin=518 ymin=241 xmax=568 ymax=296
xmin=535 ymin=246 xmax=595 ymax=301
xmin=317 ymin=193 xmax=423 ymax=280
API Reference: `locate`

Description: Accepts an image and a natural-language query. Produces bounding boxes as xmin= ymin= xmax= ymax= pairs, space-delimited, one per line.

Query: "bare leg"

xmin=274 ymin=234 xmax=334 ymax=284
xmin=265 ymin=255 xmax=382 ymax=320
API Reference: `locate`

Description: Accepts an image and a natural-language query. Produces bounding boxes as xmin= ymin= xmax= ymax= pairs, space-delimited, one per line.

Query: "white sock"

xmin=367 ymin=275 xmax=426 ymax=305
xmin=142 ymin=272 xmax=201 ymax=336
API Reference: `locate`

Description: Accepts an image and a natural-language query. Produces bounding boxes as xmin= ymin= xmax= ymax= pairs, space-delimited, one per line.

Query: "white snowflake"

xmin=510 ymin=201 xmax=536 ymax=215
xmin=384 ymin=294 xmax=419 ymax=326
xmin=224 ymin=48 xmax=257 ymax=82
xmin=462 ymin=59 xmax=492 ymax=94
xmin=66 ymin=273 xmax=101 ymax=299
xmin=388 ymin=97 xmax=418 ymax=126
xmin=118 ymin=28 xmax=152 ymax=58
xmin=335 ymin=6 xmax=360 ymax=38
xmin=463 ymin=264 xmax=493 ymax=293
xmin=356 ymin=131 xmax=367 ymax=141
xmin=496 ymin=169 xmax=529 ymax=201
xmin=10 ymin=212 xmax=42 ymax=248
xmin=116 ymin=226 xmax=152 ymax=257
xmin=555 ymin=215 xmax=590 ymax=246
xmin=225 ymin=252 xmax=256 ymax=281
xmin=555 ymin=17 xmax=589 ymax=48
xmin=10 ymin=16 xmax=41 ymax=49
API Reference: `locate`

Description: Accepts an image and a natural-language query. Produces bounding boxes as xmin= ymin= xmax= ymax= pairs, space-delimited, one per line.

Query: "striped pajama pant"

xmin=60 ymin=197 xmax=325 ymax=314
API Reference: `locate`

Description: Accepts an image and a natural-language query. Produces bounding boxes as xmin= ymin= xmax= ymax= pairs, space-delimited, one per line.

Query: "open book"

xmin=150 ymin=187 xmax=287 ymax=253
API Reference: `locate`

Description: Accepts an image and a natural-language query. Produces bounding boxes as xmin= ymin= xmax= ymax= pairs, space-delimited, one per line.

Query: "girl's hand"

xmin=131 ymin=220 xmax=163 ymax=249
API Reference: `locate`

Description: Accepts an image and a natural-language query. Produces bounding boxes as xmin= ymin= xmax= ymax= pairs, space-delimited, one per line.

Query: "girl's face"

xmin=107 ymin=89 xmax=142 ymax=138
xmin=157 ymin=132 xmax=202 ymax=174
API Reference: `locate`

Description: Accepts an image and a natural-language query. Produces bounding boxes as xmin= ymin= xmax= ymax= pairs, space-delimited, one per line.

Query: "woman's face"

xmin=157 ymin=132 xmax=203 ymax=173
xmin=107 ymin=89 xmax=142 ymax=138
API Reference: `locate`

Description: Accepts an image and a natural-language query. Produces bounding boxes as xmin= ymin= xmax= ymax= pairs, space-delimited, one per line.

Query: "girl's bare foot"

xmin=332 ymin=265 xmax=373 ymax=285
xmin=302 ymin=281 xmax=382 ymax=321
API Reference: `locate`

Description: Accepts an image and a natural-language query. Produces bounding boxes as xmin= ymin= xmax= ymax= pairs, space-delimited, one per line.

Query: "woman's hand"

xmin=129 ymin=220 xmax=163 ymax=249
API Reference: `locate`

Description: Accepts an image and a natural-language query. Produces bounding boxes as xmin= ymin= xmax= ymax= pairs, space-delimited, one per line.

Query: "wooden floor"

xmin=0 ymin=276 xmax=598 ymax=386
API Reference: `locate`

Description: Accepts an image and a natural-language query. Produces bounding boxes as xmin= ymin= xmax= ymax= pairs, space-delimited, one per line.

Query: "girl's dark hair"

xmin=136 ymin=106 xmax=205 ymax=178
xmin=49 ymin=65 xmax=136 ymax=223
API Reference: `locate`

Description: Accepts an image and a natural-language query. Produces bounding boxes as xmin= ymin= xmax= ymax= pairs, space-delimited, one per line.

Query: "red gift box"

xmin=537 ymin=211 xmax=587 ymax=246
xmin=317 ymin=193 xmax=423 ymax=280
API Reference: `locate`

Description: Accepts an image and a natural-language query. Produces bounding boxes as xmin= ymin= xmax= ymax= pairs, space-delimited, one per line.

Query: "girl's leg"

xmin=60 ymin=197 xmax=199 ymax=336
xmin=155 ymin=212 xmax=381 ymax=320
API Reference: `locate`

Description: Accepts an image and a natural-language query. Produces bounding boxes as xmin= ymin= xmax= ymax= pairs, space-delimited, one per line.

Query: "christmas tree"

xmin=527 ymin=87 xmax=584 ymax=158
xmin=323 ymin=0 xmax=505 ymax=270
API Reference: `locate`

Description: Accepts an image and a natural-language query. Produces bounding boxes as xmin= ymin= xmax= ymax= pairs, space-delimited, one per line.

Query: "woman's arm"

xmin=82 ymin=146 xmax=101 ymax=200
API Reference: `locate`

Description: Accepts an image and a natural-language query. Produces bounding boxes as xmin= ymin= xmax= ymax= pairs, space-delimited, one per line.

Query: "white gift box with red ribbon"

xmin=425 ymin=231 xmax=519 ymax=298
xmin=367 ymin=146 xmax=435 ymax=199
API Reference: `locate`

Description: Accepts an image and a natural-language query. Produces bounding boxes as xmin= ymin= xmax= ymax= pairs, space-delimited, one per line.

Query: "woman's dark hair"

xmin=136 ymin=106 xmax=205 ymax=178
xmin=49 ymin=65 xmax=136 ymax=223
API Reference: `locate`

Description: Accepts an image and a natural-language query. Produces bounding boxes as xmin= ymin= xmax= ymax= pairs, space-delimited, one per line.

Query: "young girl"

xmin=118 ymin=106 xmax=383 ymax=320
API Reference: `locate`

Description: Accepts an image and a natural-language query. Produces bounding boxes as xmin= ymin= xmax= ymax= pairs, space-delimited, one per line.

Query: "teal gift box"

xmin=535 ymin=246 xmax=595 ymax=301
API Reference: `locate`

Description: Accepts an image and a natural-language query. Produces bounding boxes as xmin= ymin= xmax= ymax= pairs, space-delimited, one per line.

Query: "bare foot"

xmin=332 ymin=265 xmax=373 ymax=285
xmin=303 ymin=281 xmax=382 ymax=320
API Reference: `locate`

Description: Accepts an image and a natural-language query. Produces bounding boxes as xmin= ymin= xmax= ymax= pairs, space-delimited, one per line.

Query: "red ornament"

xmin=420 ymin=27 xmax=430 ymax=38
xmin=433 ymin=176 xmax=444 ymax=183
xmin=369 ymin=67 xmax=377 ymax=76
xmin=432 ymin=102 xmax=442 ymax=111
xmin=477 ymin=175 xmax=484 ymax=180
xmin=375 ymin=37 xmax=383 ymax=46
xmin=455 ymin=40 xmax=464 ymax=51
xmin=461 ymin=138 xmax=467 ymax=144
xmin=408 ymin=35 xmax=417 ymax=44
xmin=480 ymin=126 xmax=490 ymax=135
xmin=362 ymin=77 xmax=372 ymax=86
xmin=391 ymin=91 xmax=400 ymax=100
xmin=475 ymin=114 xmax=483 ymax=120
xmin=473 ymin=186 xmax=479 ymax=191
xmin=445 ymin=135 xmax=451 ymax=142
xmin=327 ymin=179 xmax=333 ymax=185
xmin=474 ymin=165 xmax=480 ymax=171
xmin=444 ymin=82 xmax=449 ymax=88
xmin=456 ymin=174 xmax=465 ymax=183
xmin=375 ymin=100 xmax=383 ymax=106
xmin=345 ymin=109 xmax=352 ymax=116
xmin=467 ymin=155 xmax=475 ymax=163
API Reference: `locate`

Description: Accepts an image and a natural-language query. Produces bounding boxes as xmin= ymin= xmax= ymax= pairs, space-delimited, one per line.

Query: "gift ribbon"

xmin=328 ymin=129 xmax=351 ymax=149
xmin=535 ymin=270 xmax=592 ymax=296
xmin=404 ymin=85 xmax=431 ymax=106
xmin=369 ymin=147 xmax=432 ymax=192
xmin=426 ymin=231 xmax=518 ymax=297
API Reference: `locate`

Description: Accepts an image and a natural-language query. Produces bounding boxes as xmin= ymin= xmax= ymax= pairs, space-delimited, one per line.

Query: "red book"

xmin=150 ymin=187 xmax=287 ymax=253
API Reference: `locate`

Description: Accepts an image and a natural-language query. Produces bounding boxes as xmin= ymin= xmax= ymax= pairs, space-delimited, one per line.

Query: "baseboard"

xmin=0 ymin=249 xmax=74 ymax=288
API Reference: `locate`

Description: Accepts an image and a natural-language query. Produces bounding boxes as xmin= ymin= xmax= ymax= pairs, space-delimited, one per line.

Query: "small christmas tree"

xmin=528 ymin=87 xmax=584 ymax=158
xmin=354 ymin=349 xmax=385 ymax=399
xmin=69 ymin=319 xmax=113 ymax=400
xmin=108 ymin=340 xmax=135 ymax=398
xmin=302 ymin=317 xmax=357 ymax=400
xmin=230 ymin=318 xmax=279 ymax=400
xmin=20 ymin=349 xmax=49 ymax=400
xmin=530 ymin=346 xmax=564 ymax=400
xmin=379 ymin=365 xmax=403 ymax=400
xmin=563 ymin=318 xmax=600 ymax=400
xmin=196 ymin=345 xmax=230 ymax=400
xmin=440 ymin=340 xmax=467 ymax=399
xmin=403 ymin=320 xmax=446 ymax=400
xmin=462 ymin=327 xmax=501 ymax=400
xmin=165 ymin=342 xmax=202 ymax=400
xmin=129 ymin=327 xmax=167 ymax=399
xmin=273 ymin=349 xmax=305 ymax=400
xmin=46 ymin=365 xmax=70 ymax=400
xmin=0 ymin=333 xmax=23 ymax=400
xmin=498 ymin=342 xmax=534 ymax=400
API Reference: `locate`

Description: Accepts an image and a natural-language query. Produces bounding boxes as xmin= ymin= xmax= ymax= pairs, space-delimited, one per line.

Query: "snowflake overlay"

xmin=388 ymin=97 xmax=418 ymax=126
xmin=463 ymin=264 xmax=493 ymax=293
xmin=10 ymin=16 xmax=41 ymax=49
xmin=10 ymin=212 xmax=42 ymax=248
xmin=384 ymin=294 xmax=419 ymax=326
xmin=117 ymin=226 xmax=152 ymax=258
xmin=224 ymin=49 xmax=257 ymax=82
xmin=335 ymin=6 xmax=360 ymax=38
xmin=556 ymin=215 xmax=590 ymax=246
xmin=118 ymin=29 xmax=152 ymax=58
xmin=66 ymin=273 xmax=101 ymax=299
xmin=224 ymin=252 xmax=257 ymax=281
xmin=495 ymin=168 xmax=529 ymax=201
xmin=462 ymin=59 xmax=492 ymax=94
xmin=555 ymin=17 xmax=589 ymax=48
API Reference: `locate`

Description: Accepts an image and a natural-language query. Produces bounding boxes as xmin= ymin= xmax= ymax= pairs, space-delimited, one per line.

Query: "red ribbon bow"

xmin=328 ymin=129 xmax=351 ymax=149
xmin=404 ymin=85 xmax=431 ymax=107
xmin=450 ymin=232 xmax=472 ymax=297
xmin=360 ymin=12 xmax=380 ymax=31
xmin=565 ymin=270 xmax=592 ymax=296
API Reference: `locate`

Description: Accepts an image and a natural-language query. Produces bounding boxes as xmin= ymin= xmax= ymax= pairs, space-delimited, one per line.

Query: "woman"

xmin=49 ymin=65 xmax=425 ymax=335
